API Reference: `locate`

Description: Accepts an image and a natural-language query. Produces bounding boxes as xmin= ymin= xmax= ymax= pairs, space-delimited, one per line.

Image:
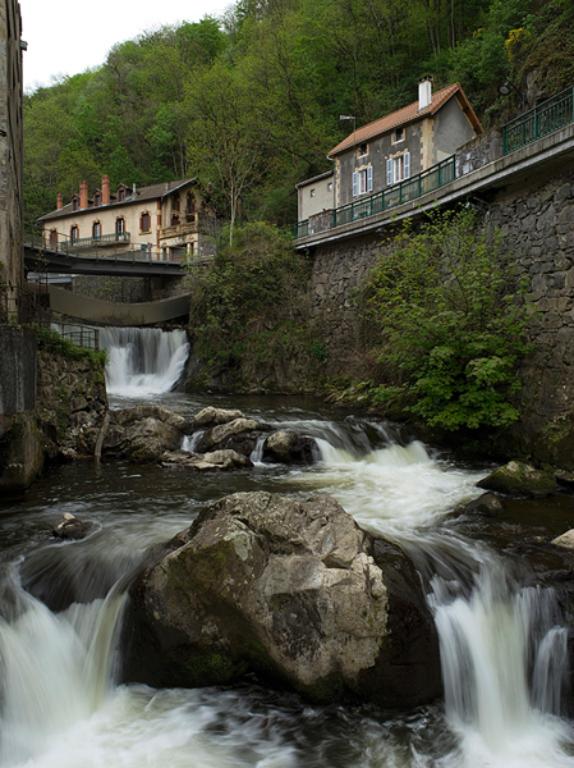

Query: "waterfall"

xmin=100 ymin=327 xmax=189 ymax=397
xmin=0 ymin=576 xmax=127 ymax=766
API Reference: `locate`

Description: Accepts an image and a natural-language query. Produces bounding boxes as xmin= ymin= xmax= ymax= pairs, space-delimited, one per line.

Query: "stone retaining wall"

xmin=309 ymin=164 xmax=574 ymax=463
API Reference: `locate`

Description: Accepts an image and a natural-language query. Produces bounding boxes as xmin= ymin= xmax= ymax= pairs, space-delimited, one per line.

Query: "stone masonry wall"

xmin=309 ymin=164 xmax=574 ymax=464
xmin=72 ymin=275 xmax=151 ymax=303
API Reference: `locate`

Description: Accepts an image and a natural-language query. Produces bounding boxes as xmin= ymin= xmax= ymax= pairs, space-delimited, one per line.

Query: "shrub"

xmin=362 ymin=209 xmax=530 ymax=431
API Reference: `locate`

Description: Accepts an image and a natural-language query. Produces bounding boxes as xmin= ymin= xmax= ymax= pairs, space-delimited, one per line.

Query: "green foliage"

xmin=34 ymin=326 xmax=106 ymax=367
xmin=190 ymin=222 xmax=324 ymax=390
xmin=362 ymin=210 xmax=530 ymax=431
xmin=23 ymin=0 xmax=573 ymax=231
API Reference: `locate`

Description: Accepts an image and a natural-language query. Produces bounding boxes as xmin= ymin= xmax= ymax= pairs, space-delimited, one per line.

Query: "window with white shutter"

xmin=367 ymin=166 xmax=373 ymax=192
xmin=352 ymin=172 xmax=359 ymax=198
xmin=386 ymin=159 xmax=393 ymax=186
xmin=404 ymin=151 xmax=411 ymax=179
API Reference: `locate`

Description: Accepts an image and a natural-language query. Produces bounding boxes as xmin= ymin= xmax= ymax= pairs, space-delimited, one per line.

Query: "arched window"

xmin=70 ymin=225 xmax=79 ymax=244
xmin=186 ymin=192 xmax=195 ymax=222
xmin=140 ymin=211 xmax=151 ymax=233
xmin=115 ymin=217 xmax=125 ymax=237
xmin=49 ymin=229 xmax=58 ymax=249
xmin=92 ymin=221 xmax=102 ymax=240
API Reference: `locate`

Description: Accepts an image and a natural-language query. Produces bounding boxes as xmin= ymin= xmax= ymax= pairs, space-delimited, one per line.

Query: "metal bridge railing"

xmin=294 ymin=155 xmax=456 ymax=239
xmin=51 ymin=323 xmax=100 ymax=351
xmin=502 ymin=86 xmax=574 ymax=155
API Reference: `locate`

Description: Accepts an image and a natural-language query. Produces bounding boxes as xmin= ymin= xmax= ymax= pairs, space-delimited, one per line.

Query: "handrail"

xmin=294 ymin=155 xmax=455 ymax=239
xmin=61 ymin=232 xmax=131 ymax=249
xmin=502 ymin=85 xmax=574 ymax=155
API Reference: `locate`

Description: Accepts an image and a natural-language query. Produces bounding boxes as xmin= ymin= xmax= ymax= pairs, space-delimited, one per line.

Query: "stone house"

xmin=296 ymin=78 xmax=482 ymax=223
xmin=38 ymin=176 xmax=216 ymax=261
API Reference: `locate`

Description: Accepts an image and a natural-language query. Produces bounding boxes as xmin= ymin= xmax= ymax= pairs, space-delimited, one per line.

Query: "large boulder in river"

xmin=125 ymin=492 xmax=441 ymax=708
xmin=190 ymin=406 xmax=245 ymax=429
xmin=263 ymin=430 xmax=316 ymax=464
xmin=103 ymin=405 xmax=186 ymax=462
xmin=477 ymin=460 xmax=558 ymax=498
xmin=196 ymin=417 xmax=261 ymax=455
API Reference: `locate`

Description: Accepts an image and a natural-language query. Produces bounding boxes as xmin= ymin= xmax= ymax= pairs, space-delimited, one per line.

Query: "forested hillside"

xmin=24 ymin=0 xmax=574 ymax=231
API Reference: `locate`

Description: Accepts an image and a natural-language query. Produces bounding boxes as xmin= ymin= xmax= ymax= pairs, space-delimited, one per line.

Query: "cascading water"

xmin=0 ymin=573 xmax=127 ymax=766
xmin=1 ymin=404 xmax=574 ymax=766
xmin=100 ymin=327 xmax=189 ymax=397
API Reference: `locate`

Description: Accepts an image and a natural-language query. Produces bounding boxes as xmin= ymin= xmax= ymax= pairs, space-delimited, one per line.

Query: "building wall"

xmin=298 ymin=175 xmax=334 ymax=221
xmin=0 ymin=0 xmax=23 ymax=312
xmin=433 ymin=97 xmax=477 ymax=164
xmin=335 ymin=123 xmax=423 ymax=207
xmin=43 ymin=187 xmax=206 ymax=259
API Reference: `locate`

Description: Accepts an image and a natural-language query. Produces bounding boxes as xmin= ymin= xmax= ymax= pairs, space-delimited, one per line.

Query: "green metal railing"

xmin=61 ymin=232 xmax=131 ymax=249
xmin=294 ymin=155 xmax=455 ymax=239
xmin=502 ymin=86 xmax=574 ymax=155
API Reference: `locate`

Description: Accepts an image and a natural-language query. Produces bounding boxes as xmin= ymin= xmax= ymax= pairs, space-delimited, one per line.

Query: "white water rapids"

xmin=100 ymin=327 xmax=189 ymax=397
xmin=0 ymin=412 xmax=573 ymax=766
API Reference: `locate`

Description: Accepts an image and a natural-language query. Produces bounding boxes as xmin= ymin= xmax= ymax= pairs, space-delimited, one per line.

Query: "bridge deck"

xmin=24 ymin=246 xmax=187 ymax=277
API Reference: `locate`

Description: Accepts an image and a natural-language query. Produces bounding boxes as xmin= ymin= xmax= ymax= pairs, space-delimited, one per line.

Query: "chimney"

xmin=102 ymin=175 xmax=111 ymax=205
xmin=56 ymin=192 xmax=63 ymax=210
xmin=418 ymin=76 xmax=433 ymax=111
xmin=79 ymin=180 xmax=89 ymax=209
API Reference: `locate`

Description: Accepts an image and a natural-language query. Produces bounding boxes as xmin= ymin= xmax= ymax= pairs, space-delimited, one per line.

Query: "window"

xmin=358 ymin=142 xmax=368 ymax=157
xmin=140 ymin=211 xmax=151 ymax=233
xmin=92 ymin=221 xmax=102 ymax=240
xmin=94 ymin=192 xmax=101 ymax=206
xmin=70 ymin=225 xmax=79 ymax=244
xmin=115 ymin=217 xmax=125 ymax=237
xmin=72 ymin=196 xmax=79 ymax=212
xmin=392 ymin=127 xmax=405 ymax=144
xmin=49 ymin=229 xmax=58 ymax=249
xmin=327 ymin=182 xmax=333 ymax=192
xmin=386 ymin=152 xmax=411 ymax=185
xmin=310 ymin=188 xmax=316 ymax=198
xmin=352 ymin=166 xmax=373 ymax=197
xmin=117 ymin=186 xmax=126 ymax=202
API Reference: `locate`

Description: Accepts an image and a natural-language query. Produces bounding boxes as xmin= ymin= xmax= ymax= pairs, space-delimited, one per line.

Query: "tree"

xmin=185 ymin=61 xmax=264 ymax=244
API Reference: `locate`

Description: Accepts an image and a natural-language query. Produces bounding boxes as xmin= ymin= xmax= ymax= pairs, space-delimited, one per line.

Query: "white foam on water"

xmin=100 ymin=328 xmax=189 ymax=397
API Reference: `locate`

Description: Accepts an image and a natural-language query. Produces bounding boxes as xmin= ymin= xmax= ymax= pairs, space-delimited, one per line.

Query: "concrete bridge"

xmin=47 ymin=286 xmax=191 ymax=326
xmin=23 ymin=243 xmax=187 ymax=278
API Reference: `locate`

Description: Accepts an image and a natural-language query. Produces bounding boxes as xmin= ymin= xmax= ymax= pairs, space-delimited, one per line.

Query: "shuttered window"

xmin=352 ymin=166 xmax=373 ymax=197
xmin=387 ymin=152 xmax=411 ymax=186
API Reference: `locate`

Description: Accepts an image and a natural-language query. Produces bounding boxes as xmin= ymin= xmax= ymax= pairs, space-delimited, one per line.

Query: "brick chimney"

xmin=102 ymin=175 xmax=111 ymax=205
xmin=56 ymin=192 xmax=63 ymax=210
xmin=418 ymin=76 xmax=433 ymax=111
xmin=79 ymin=180 xmax=89 ymax=209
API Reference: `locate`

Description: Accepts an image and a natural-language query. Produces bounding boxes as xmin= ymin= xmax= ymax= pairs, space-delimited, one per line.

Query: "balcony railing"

xmin=60 ymin=232 xmax=131 ymax=249
xmin=294 ymin=155 xmax=456 ymax=240
xmin=502 ymin=86 xmax=574 ymax=155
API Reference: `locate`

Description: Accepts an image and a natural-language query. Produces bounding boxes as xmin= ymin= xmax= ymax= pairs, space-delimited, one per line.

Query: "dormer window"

xmin=392 ymin=127 xmax=406 ymax=144
xmin=94 ymin=191 xmax=101 ymax=206
xmin=117 ymin=186 xmax=126 ymax=202
xmin=72 ymin=196 xmax=79 ymax=211
xmin=357 ymin=142 xmax=368 ymax=158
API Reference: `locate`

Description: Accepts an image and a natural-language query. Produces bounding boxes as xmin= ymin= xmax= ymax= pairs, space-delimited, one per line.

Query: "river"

xmin=0 ymin=328 xmax=573 ymax=767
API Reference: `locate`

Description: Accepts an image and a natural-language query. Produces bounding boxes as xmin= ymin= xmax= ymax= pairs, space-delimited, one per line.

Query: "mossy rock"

xmin=478 ymin=460 xmax=558 ymax=498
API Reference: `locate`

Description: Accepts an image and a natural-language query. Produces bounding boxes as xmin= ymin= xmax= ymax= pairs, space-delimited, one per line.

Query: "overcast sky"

xmin=20 ymin=0 xmax=232 ymax=92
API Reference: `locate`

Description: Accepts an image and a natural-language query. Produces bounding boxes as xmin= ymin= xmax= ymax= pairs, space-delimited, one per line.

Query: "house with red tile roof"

xmin=296 ymin=78 xmax=482 ymax=223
